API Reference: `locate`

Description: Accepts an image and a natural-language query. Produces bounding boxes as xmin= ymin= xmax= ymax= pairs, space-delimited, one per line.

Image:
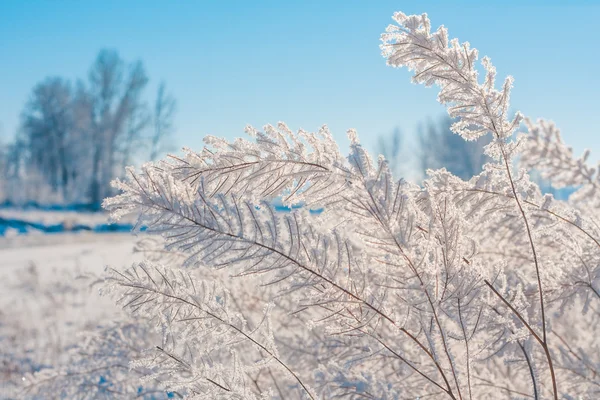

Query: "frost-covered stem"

xmin=491 ymin=303 xmax=538 ymax=399
xmin=358 ymin=173 xmax=462 ymax=399
xmin=457 ymin=298 xmax=472 ymax=400
xmin=459 ymin=188 xmax=600 ymax=250
xmin=485 ymin=280 xmax=557 ymax=399
xmin=541 ymin=344 xmax=557 ymax=400
xmin=140 ymin=195 xmax=457 ymax=398
xmin=467 ymin=77 xmax=557 ymax=396
xmin=219 ymin=322 xmax=313 ymax=398
xmin=497 ymin=142 xmax=558 ymax=400
xmin=390 ymin=233 xmax=462 ymax=400
xmin=473 ymin=377 xmax=535 ymax=399
xmin=365 ymin=330 xmax=453 ymax=396
xmin=156 ymin=345 xmax=233 ymax=395
xmin=498 ymin=145 xmax=547 ymax=341
xmin=383 ymin=20 xmax=555 ymax=392
xmin=236 ymin=223 xmax=457 ymax=398
xmin=519 ymin=342 xmax=539 ymax=400
xmin=179 ymin=158 xmax=331 ymax=188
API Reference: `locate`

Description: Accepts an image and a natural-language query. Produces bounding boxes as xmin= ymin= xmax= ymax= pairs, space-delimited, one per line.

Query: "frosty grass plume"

xmin=22 ymin=11 xmax=600 ymax=400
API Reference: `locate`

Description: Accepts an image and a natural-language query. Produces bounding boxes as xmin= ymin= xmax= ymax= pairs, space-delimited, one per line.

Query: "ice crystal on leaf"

xmin=157 ymin=122 xmax=350 ymax=208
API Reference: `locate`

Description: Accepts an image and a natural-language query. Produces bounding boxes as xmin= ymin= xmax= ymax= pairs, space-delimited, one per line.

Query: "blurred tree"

xmin=417 ymin=115 xmax=490 ymax=180
xmin=4 ymin=49 xmax=175 ymax=207
xmin=376 ymin=127 xmax=404 ymax=177
xmin=0 ymin=135 xmax=26 ymax=203
xmin=149 ymin=82 xmax=177 ymax=162
xmin=20 ymin=78 xmax=76 ymax=198
xmin=87 ymin=50 xmax=149 ymax=205
xmin=377 ymin=115 xmax=490 ymax=182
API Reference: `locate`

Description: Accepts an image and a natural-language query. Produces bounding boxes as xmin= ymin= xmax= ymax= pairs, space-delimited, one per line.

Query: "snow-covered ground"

xmin=0 ymin=230 xmax=141 ymax=398
xmin=0 ymin=209 xmax=137 ymax=237
xmin=0 ymin=209 xmax=112 ymax=228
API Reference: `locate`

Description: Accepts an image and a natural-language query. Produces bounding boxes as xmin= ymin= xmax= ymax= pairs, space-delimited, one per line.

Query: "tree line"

xmin=378 ymin=115 xmax=490 ymax=182
xmin=0 ymin=49 xmax=176 ymax=208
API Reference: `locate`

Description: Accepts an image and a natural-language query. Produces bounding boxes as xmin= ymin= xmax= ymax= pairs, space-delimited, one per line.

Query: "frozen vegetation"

xmin=0 ymin=234 xmax=142 ymax=397
xmin=2 ymin=10 xmax=599 ymax=400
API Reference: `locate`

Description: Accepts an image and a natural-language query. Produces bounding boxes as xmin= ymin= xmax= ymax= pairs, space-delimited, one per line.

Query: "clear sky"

xmin=1 ymin=0 xmax=599 ymax=166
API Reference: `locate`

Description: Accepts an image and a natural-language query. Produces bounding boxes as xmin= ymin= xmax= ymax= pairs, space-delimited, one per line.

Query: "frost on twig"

xmin=520 ymin=118 xmax=600 ymax=209
xmin=380 ymin=12 xmax=522 ymax=143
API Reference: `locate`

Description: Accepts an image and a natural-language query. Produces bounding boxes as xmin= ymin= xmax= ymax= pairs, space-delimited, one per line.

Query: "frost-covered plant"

xmin=519 ymin=118 xmax=600 ymax=209
xmin=22 ymin=322 xmax=166 ymax=399
xmin=1 ymin=263 xmax=100 ymax=396
xmin=51 ymin=10 xmax=600 ymax=400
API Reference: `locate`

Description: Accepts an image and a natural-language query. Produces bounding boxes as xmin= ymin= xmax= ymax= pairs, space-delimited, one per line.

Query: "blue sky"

xmin=1 ymin=0 xmax=599 ymax=169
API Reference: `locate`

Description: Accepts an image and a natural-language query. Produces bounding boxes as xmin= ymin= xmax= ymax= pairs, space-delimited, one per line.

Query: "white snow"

xmin=0 ymin=232 xmax=141 ymax=396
